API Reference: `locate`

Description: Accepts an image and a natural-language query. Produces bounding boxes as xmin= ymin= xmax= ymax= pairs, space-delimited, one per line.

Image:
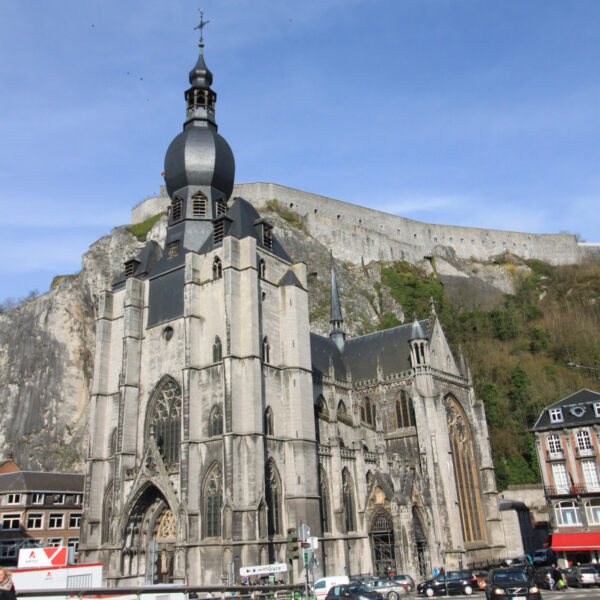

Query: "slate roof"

xmin=310 ymin=319 xmax=428 ymax=384
xmin=278 ymin=269 xmax=304 ymax=289
xmin=0 ymin=472 xmax=84 ymax=493
xmin=531 ymin=389 xmax=600 ymax=431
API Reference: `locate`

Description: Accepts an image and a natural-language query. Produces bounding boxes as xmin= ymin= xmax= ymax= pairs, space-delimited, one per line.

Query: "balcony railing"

xmin=548 ymin=451 xmax=564 ymax=460
xmin=576 ymin=447 xmax=595 ymax=457
xmin=545 ymin=482 xmax=600 ymax=495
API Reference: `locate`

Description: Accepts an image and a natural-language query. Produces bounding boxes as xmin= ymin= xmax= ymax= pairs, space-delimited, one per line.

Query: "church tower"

xmin=80 ymin=20 xmax=320 ymax=586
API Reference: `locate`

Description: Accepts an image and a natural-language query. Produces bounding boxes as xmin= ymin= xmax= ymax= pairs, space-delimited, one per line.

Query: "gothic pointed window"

xmin=264 ymin=407 xmax=274 ymax=436
xmin=395 ymin=391 xmax=415 ymax=428
xmin=204 ymin=464 xmax=222 ymax=538
xmin=266 ymin=461 xmax=281 ymax=536
xmin=148 ymin=377 xmax=182 ymax=467
xmin=212 ymin=336 xmax=222 ymax=362
xmin=317 ymin=395 xmax=329 ymax=421
xmin=319 ymin=468 xmax=331 ymax=533
xmin=444 ymin=394 xmax=485 ymax=543
xmin=209 ymin=406 xmax=223 ymax=437
xmin=337 ymin=400 xmax=351 ymax=425
xmin=360 ymin=397 xmax=376 ymax=427
xmin=262 ymin=337 xmax=270 ymax=364
xmin=192 ymin=191 xmax=207 ymax=217
xmin=213 ymin=256 xmax=222 ymax=279
xmin=172 ymin=197 xmax=183 ymax=223
xmin=102 ymin=482 xmax=114 ymax=543
xmin=342 ymin=469 xmax=356 ymax=532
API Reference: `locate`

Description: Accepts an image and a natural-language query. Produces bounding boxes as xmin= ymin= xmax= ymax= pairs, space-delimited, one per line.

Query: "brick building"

xmin=532 ymin=389 xmax=600 ymax=565
xmin=0 ymin=470 xmax=84 ymax=565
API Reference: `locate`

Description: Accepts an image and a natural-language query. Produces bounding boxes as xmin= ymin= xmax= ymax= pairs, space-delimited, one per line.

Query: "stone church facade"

xmin=79 ymin=34 xmax=505 ymax=586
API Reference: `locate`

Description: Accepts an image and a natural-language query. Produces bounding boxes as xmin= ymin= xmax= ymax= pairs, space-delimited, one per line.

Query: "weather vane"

xmin=194 ymin=9 xmax=210 ymax=46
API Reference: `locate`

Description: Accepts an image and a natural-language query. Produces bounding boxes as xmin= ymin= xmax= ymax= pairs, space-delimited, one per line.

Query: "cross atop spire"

xmin=194 ymin=8 xmax=210 ymax=46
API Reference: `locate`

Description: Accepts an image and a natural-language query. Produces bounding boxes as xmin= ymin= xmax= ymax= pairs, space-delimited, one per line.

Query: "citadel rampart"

xmin=132 ymin=182 xmax=600 ymax=266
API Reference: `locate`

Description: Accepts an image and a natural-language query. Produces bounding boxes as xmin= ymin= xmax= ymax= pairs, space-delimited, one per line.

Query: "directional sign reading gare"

xmin=239 ymin=563 xmax=287 ymax=576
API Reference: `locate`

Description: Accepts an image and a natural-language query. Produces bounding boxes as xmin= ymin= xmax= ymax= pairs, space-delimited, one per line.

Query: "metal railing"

xmin=545 ymin=483 xmax=600 ymax=495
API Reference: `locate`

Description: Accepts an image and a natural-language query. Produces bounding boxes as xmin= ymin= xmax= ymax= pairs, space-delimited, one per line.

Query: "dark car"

xmin=326 ymin=584 xmax=384 ymax=600
xmin=417 ymin=571 xmax=477 ymax=596
xmin=485 ymin=568 xmax=541 ymax=600
xmin=533 ymin=565 xmax=567 ymax=590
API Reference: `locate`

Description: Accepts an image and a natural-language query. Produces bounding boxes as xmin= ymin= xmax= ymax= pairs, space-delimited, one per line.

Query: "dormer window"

xmin=213 ymin=220 xmax=224 ymax=243
xmin=549 ymin=408 xmax=564 ymax=423
xmin=166 ymin=241 xmax=180 ymax=258
xmin=124 ymin=259 xmax=139 ymax=278
xmin=216 ymin=198 xmax=227 ymax=216
xmin=594 ymin=403 xmax=600 ymax=418
xmin=192 ymin=192 xmax=207 ymax=217
xmin=263 ymin=225 xmax=273 ymax=249
xmin=172 ymin=197 xmax=183 ymax=223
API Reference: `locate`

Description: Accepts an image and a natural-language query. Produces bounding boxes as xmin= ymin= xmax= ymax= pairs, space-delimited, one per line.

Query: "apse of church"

xmin=79 ymin=21 xmax=505 ymax=586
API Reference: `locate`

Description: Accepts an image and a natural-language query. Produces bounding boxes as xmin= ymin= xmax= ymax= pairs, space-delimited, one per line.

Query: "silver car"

xmin=370 ymin=579 xmax=410 ymax=599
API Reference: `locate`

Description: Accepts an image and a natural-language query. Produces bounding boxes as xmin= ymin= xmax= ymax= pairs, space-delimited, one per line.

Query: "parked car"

xmin=533 ymin=565 xmax=567 ymax=590
xmin=370 ymin=579 xmax=409 ymax=599
xmin=390 ymin=574 xmax=416 ymax=592
xmin=563 ymin=565 xmax=599 ymax=587
xmin=315 ymin=576 xmax=351 ymax=600
xmin=417 ymin=571 xmax=477 ymax=596
xmin=326 ymin=584 xmax=384 ymax=600
xmin=485 ymin=568 xmax=540 ymax=600
xmin=532 ymin=548 xmax=557 ymax=566
xmin=473 ymin=571 xmax=487 ymax=590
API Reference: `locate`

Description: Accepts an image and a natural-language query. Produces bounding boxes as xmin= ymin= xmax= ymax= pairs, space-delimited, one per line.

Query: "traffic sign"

xmin=240 ymin=563 xmax=287 ymax=576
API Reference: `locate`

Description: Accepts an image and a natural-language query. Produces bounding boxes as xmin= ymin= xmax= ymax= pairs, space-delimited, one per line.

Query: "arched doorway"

xmin=413 ymin=509 xmax=429 ymax=579
xmin=123 ymin=485 xmax=176 ymax=583
xmin=369 ymin=510 xmax=396 ymax=576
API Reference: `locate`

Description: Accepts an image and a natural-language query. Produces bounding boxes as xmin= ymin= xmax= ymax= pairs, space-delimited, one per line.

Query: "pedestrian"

xmin=551 ymin=565 xmax=562 ymax=591
xmin=0 ymin=568 xmax=16 ymax=600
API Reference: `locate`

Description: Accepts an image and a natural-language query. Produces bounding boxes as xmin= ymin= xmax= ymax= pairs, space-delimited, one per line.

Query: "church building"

xmin=79 ymin=29 xmax=505 ymax=586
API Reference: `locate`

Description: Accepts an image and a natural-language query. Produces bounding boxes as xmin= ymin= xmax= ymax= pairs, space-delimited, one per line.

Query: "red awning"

xmin=551 ymin=532 xmax=600 ymax=551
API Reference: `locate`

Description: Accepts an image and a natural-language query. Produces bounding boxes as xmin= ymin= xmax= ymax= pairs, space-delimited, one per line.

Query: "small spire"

xmin=329 ymin=253 xmax=345 ymax=351
xmin=410 ymin=314 xmax=426 ymax=340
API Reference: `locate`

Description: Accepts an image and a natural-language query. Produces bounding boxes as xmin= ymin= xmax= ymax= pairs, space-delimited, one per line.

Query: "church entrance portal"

xmin=413 ymin=509 xmax=429 ymax=579
xmin=152 ymin=507 xmax=176 ymax=583
xmin=369 ymin=511 xmax=396 ymax=576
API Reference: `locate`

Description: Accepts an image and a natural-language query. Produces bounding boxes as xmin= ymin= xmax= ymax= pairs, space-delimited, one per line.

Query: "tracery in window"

xmin=209 ymin=406 xmax=223 ymax=437
xmin=319 ymin=468 xmax=331 ymax=533
xmin=444 ymin=394 xmax=485 ymax=543
xmin=264 ymin=407 xmax=274 ymax=436
xmin=213 ymin=256 xmax=222 ymax=279
xmin=192 ymin=191 xmax=207 ymax=217
xmin=395 ymin=391 xmax=415 ymax=428
xmin=262 ymin=337 xmax=270 ymax=364
xmin=360 ymin=397 xmax=376 ymax=427
xmin=148 ymin=377 xmax=182 ymax=467
xmin=212 ymin=336 xmax=222 ymax=362
xmin=342 ymin=468 xmax=356 ymax=532
xmin=204 ymin=464 xmax=222 ymax=538
xmin=266 ymin=461 xmax=281 ymax=536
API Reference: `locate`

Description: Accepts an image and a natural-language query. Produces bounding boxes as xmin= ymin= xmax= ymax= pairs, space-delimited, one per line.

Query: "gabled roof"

xmin=278 ymin=269 xmax=304 ymax=289
xmin=531 ymin=389 xmax=600 ymax=431
xmin=0 ymin=471 xmax=84 ymax=493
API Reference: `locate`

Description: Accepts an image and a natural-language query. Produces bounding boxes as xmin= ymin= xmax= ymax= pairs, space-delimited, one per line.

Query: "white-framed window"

xmin=555 ymin=500 xmax=582 ymax=526
xmin=549 ymin=408 xmax=564 ymax=423
xmin=1 ymin=513 xmax=21 ymax=530
xmin=74 ymin=495 xmax=82 ymax=506
xmin=26 ymin=513 xmax=44 ymax=529
xmin=53 ymin=494 xmax=64 ymax=505
xmin=32 ymin=493 xmax=44 ymax=505
xmin=6 ymin=494 xmax=21 ymax=505
xmin=68 ymin=513 xmax=82 ymax=529
xmin=48 ymin=513 xmax=64 ymax=529
xmin=546 ymin=434 xmax=563 ymax=458
xmin=586 ymin=499 xmax=600 ymax=525
xmin=551 ymin=462 xmax=571 ymax=494
xmin=0 ymin=540 xmax=18 ymax=558
xmin=576 ymin=430 xmax=594 ymax=455
xmin=46 ymin=537 xmax=63 ymax=547
xmin=595 ymin=403 xmax=600 ymax=418
xmin=67 ymin=537 xmax=79 ymax=552
xmin=581 ymin=460 xmax=600 ymax=491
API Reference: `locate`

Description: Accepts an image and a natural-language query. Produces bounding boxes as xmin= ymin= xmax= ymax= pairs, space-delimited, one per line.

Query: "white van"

xmin=314 ymin=576 xmax=350 ymax=600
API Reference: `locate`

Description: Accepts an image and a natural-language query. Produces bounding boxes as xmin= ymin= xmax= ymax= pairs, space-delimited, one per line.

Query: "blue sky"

xmin=1 ymin=0 xmax=599 ymax=302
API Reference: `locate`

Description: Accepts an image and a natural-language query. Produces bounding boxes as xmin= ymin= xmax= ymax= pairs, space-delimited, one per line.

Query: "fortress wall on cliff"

xmin=132 ymin=182 xmax=598 ymax=266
